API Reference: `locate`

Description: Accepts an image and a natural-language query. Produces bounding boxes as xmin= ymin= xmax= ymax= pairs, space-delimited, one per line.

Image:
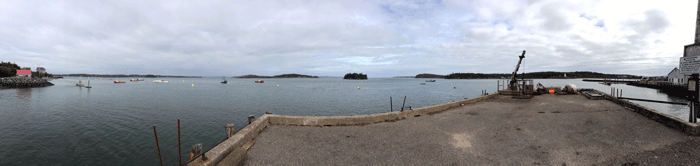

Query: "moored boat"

xmin=153 ymin=80 xmax=169 ymax=83
xmin=130 ymin=79 xmax=139 ymax=82
xmin=255 ymin=80 xmax=264 ymax=83
xmin=221 ymin=77 xmax=228 ymax=84
xmin=114 ymin=80 xmax=126 ymax=83
xmin=426 ymin=79 xmax=436 ymax=82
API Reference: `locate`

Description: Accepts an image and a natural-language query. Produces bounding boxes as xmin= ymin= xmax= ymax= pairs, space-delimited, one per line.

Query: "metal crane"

xmin=508 ymin=50 xmax=526 ymax=90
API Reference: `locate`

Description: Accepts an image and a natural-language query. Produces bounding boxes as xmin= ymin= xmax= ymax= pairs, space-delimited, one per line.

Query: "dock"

xmin=582 ymin=78 xmax=640 ymax=84
xmin=188 ymin=92 xmax=700 ymax=166
xmin=628 ymin=81 xmax=688 ymax=95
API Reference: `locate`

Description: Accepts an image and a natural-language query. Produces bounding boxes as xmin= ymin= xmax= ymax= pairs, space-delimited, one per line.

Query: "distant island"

xmin=235 ymin=73 xmax=318 ymax=78
xmin=55 ymin=74 xmax=201 ymax=78
xmin=344 ymin=73 xmax=367 ymax=79
xmin=415 ymin=71 xmax=643 ymax=79
xmin=415 ymin=73 xmax=445 ymax=79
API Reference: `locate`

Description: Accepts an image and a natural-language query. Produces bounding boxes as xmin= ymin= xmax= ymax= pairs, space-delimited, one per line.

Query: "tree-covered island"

xmin=344 ymin=73 xmax=367 ymax=79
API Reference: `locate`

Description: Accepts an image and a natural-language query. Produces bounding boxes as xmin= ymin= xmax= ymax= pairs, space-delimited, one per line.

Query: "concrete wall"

xmin=269 ymin=93 xmax=498 ymax=126
xmin=188 ymin=114 xmax=271 ymax=166
xmin=187 ymin=93 xmax=500 ymax=166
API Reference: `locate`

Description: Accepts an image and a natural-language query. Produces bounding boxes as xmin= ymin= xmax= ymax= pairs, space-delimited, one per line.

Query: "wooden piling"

xmin=248 ymin=115 xmax=255 ymax=124
xmin=177 ymin=119 xmax=182 ymax=166
xmin=390 ymin=97 xmax=393 ymax=112
xmin=226 ymin=123 xmax=236 ymax=139
xmin=401 ymin=96 xmax=406 ymax=111
xmin=152 ymin=125 xmax=163 ymax=166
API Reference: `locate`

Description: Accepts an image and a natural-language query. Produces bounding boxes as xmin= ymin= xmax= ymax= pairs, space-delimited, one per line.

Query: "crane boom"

xmin=508 ymin=50 xmax=526 ymax=90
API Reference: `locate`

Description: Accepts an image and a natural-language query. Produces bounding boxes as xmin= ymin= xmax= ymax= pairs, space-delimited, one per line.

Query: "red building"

xmin=16 ymin=70 xmax=31 ymax=77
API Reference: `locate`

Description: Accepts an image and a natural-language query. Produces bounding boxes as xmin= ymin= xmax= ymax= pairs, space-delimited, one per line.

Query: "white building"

xmin=668 ymin=67 xmax=683 ymax=84
xmin=36 ymin=67 xmax=46 ymax=74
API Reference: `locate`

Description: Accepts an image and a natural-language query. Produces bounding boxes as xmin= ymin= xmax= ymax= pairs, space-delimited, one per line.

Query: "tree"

xmin=0 ymin=66 xmax=15 ymax=77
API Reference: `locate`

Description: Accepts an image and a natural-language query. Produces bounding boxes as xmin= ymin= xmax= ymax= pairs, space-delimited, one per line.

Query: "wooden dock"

xmin=627 ymin=81 xmax=688 ymax=95
xmin=582 ymin=78 xmax=640 ymax=83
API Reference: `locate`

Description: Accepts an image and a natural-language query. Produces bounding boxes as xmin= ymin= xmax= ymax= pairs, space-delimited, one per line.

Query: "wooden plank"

xmin=241 ymin=140 xmax=255 ymax=151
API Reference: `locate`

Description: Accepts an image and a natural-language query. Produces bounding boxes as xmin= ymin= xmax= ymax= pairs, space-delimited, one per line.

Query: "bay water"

xmin=0 ymin=77 xmax=689 ymax=165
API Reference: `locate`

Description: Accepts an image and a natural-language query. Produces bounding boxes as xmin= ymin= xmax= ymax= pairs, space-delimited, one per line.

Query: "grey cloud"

xmin=626 ymin=9 xmax=670 ymax=34
xmin=540 ymin=5 xmax=572 ymax=32
xmin=0 ymin=0 xmax=685 ymax=77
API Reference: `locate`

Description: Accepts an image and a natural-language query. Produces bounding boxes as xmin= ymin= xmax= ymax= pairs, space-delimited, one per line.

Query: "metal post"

xmin=689 ymin=74 xmax=700 ymax=123
xmin=691 ymin=103 xmax=696 ymax=123
xmin=390 ymin=97 xmax=393 ymax=112
xmin=177 ymin=119 xmax=182 ymax=166
xmin=401 ymin=96 xmax=406 ymax=111
xmin=153 ymin=125 xmax=164 ymax=166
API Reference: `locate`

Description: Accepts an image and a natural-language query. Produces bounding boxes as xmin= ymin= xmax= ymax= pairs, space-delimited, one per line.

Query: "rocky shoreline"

xmin=0 ymin=77 xmax=54 ymax=88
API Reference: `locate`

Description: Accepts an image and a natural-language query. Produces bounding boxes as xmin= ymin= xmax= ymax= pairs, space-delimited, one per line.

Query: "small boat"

xmin=130 ymin=79 xmax=139 ymax=82
xmin=153 ymin=80 xmax=169 ymax=83
xmin=426 ymin=79 xmax=436 ymax=82
xmin=221 ymin=77 xmax=228 ymax=84
xmin=114 ymin=79 xmax=126 ymax=83
xmin=137 ymin=78 xmax=144 ymax=81
xmin=255 ymin=80 xmax=264 ymax=83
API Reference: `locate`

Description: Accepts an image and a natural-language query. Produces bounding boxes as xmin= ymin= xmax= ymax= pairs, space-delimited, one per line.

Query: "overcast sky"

xmin=1 ymin=0 xmax=697 ymax=77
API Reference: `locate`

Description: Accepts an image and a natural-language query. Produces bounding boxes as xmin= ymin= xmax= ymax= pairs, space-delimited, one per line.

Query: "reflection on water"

xmin=15 ymin=88 xmax=31 ymax=101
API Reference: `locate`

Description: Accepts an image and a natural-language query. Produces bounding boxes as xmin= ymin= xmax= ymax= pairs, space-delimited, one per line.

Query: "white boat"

xmin=153 ymin=80 xmax=169 ymax=83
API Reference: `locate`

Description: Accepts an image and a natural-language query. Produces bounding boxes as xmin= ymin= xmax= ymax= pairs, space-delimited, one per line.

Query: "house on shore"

xmin=16 ymin=69 xmax=31 ymax=78
xmin=667 ymin=67 xmax=683 ymax=85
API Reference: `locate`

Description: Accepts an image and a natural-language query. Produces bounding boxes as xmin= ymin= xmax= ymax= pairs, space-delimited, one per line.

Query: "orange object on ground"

xmin=549 ymin=89 xmax=555 ymax=94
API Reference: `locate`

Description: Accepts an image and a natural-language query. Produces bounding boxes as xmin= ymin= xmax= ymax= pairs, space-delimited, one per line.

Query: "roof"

xmin=16 ymin=70 xmax=31 ymax=75
xmin=668 ymin=67 xmax=679 ymax=76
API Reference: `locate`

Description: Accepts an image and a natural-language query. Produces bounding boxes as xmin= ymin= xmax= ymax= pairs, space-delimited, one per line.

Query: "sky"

xmin=0 ymin=0 xmax=697 ymax=77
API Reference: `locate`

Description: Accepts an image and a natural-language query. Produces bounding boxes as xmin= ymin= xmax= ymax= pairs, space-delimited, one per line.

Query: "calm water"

xmin=0 ymin=77 xmax=690 ymax=165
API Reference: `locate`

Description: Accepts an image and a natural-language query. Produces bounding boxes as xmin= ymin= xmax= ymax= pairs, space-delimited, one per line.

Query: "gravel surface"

xmin=244 ymin=95 xmax=694 ymax=166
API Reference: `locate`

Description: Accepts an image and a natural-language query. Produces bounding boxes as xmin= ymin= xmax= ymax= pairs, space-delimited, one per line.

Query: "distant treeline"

xmin=415 ymin=71 xmax=643 ymax=79
xmin=235 ymin=73 xmax=318 ymax=78
xmin=344 ymin=73 xmax=367 ymax=79
xmin=55 ymin=74 xmax=201 ymax=78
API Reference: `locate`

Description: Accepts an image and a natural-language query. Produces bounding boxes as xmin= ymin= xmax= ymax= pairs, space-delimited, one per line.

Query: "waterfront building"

xmin=36 ymin=67 xmax=46 ymax=74
xmin=668 ymin=67 xmax=683 ymax=85
xmin=16 ymin=70 xmax=31 ymax=78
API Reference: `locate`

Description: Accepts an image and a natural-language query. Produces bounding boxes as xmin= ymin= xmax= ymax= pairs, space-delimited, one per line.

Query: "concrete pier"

xmin=244 ymin=95 xmax=699 ymax=165
xmin=189 ymin=92 xmax=700 ymax=166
